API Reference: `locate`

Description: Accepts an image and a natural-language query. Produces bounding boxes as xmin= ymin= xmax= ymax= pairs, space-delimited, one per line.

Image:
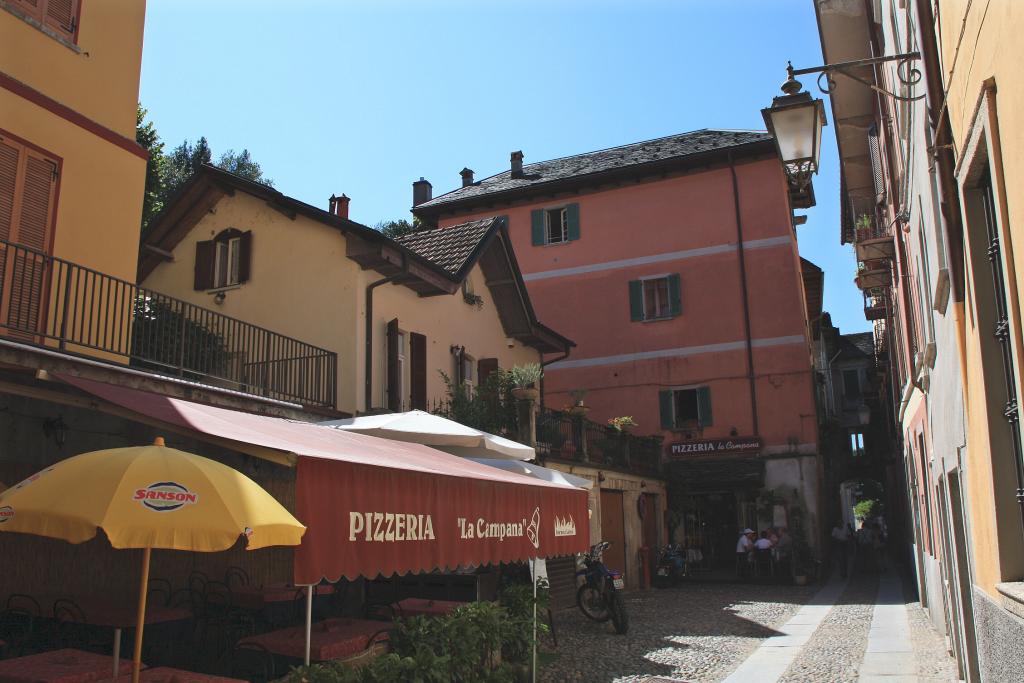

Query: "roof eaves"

xmin=413 ymin=136 xmax=775 ymax=217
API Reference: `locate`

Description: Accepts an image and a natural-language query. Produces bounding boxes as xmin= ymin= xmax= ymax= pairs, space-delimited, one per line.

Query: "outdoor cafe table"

xmin=392 ymin=598 xmax=464 ymax=618
xmin=94 ymin=668 xmax=244 ymax=682
xmin=0 ymin=648 xmax=133 ymax=683
xmin=229 ymin=584 xmax=333 ymax=612
xmin=237 ymin=617 xmax=391 ymax=662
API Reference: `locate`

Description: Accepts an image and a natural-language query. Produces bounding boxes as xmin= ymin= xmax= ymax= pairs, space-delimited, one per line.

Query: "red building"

xmin=413 ymin=130 xmax=824 ymax=571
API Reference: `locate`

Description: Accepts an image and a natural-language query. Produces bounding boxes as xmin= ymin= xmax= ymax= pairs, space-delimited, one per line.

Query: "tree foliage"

xmin=136 ymin=105 xmax=274 ymax=234
xmin=375 ymin=217 xmax=426 ymax=240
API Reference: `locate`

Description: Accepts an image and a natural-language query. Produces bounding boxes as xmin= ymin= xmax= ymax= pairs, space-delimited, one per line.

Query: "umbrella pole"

xmin=132 ymin=546 xmax=152 ymax=683
xmin=304 ymin=584 xmax=313 ymax=666
xmin=532 ymin=559 xmax=538 ymax=683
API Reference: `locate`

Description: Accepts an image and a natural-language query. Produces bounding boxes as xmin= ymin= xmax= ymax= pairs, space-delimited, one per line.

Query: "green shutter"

xmin=629 ymin=280 xmax=644 ymax=321
xmin=697 ymin=386 xmax=713 ymax=427
xmin=566 ymin=203 xmax=580 ymax=241
xmin=668 ymin=273 xmax=682 ymax=316
xmin=531 ymin=209 xmax=545 ymax=245
xmin=660 ymin=390 xmax=674 ymax=429
xmin=659 ymin=389 xmax=675 ymax=428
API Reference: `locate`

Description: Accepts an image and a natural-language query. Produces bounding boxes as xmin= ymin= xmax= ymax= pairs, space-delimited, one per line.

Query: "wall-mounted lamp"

xmin=640 ymin=480 xmax=647 ymax=489
xmin=597 ymin=471 xmax=606 ymax=484
xmin=214 ymin=291 xmax=226 ymax=305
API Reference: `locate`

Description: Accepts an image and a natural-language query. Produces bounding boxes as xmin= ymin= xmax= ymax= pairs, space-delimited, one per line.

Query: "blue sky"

xmin=139 ymin=0 xmax=869 ymax=334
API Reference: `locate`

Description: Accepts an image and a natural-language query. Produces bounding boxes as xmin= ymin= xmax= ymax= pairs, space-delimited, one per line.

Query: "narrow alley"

xmin=541 ymin=571 xmax=958 ymax=683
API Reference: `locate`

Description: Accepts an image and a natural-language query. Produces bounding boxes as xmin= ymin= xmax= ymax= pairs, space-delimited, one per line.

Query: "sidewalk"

xmin=718 ymin=569 xmax=957 ymax=683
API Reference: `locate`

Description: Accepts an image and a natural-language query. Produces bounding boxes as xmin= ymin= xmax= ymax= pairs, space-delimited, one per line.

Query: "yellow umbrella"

xmin=0 ymin=437 xmax=305 ymax=682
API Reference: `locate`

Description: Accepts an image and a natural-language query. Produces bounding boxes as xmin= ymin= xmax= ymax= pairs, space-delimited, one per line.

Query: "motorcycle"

xmin=575 ymin=540 xmax=629 ymax=634
xmin=653 ymin=543 xmax=686 ymax=588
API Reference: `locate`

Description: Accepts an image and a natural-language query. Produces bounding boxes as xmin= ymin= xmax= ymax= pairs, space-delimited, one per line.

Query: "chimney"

xmin=510 ymin=151 xmax=524 ymax=178
xmin=412 ymin=177 xmax=432 ymax=206
xmin=328 ymin=193 xmax=350 ymax=219
xmin=460 ymin=167 xmax=474 ymax=187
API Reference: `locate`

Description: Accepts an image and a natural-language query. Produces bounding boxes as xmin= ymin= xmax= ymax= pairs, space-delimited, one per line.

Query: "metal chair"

xmin=230 ymin=641 xmax=275 ymax=683
xmin=224 ymin=566 xmax=249 ymax=589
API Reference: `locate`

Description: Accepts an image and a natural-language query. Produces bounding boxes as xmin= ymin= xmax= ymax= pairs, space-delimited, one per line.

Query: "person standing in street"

xmin=831 ymin=522 xmax=850 ymax=578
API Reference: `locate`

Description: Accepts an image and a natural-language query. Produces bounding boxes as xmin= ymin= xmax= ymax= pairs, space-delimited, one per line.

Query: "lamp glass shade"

xmin=762 ymin=94 xmax=825 ymax=175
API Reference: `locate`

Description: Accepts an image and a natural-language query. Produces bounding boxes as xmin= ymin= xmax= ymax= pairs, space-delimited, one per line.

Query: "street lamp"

xmin=761 ymin=64 xmax=827 ymax=193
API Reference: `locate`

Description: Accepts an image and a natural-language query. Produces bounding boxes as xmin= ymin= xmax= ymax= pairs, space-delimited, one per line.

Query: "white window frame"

xmin=214 ymin=236 xmax=242 ymax=289
xmin=641 ymin=274 xmax=673 ymax=321
xmin=850 ymin=431 xmax=866 ymax=457
xmin=545 ymin=207 xmax=568 ymax=245
xmin=462 ymin=352 xmax=476 ymax=394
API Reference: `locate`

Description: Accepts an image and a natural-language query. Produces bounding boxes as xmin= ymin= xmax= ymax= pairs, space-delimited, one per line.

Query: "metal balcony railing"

xmin=536 ymin=407 xmax=663 ymax=476
xmin=0 ymin=240 xmax=337 ymax=408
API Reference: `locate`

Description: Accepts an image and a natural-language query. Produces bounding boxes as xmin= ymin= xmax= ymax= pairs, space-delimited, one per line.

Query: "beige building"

xmin=139 ymin=165 xmax=572 ymax=416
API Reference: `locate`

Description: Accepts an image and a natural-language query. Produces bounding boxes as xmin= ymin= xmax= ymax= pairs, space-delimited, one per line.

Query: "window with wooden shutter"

xmin=0 ymin=134 xmax=58 ymax=340
xmin=628 ymin=280 xmax=643 ymax=321
xmin=10 ymin=0 xmax=80 ymax=42
xmin=195 ymin=229 xmax=252 ymax=290
xmin=663 ymin=386 xmax=712 ymax=430
xmin=478 ymin=357 xmax=499 ymax=388
xmin=659 ymin=390 xmax=673 ymax=429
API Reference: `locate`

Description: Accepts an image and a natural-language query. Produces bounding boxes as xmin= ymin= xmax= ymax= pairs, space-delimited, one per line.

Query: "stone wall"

xmin=973 ymin=586 xmax=1024 ymax=683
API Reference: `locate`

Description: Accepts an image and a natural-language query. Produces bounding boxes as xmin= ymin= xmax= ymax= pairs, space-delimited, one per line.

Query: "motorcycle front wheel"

xmin=576 ymin=584 xmax=611 ymax=622
xmin=609 ymin=591 xmax=629 ymax=634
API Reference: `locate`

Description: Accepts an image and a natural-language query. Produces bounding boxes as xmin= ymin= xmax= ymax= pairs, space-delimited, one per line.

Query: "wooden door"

xmin=642 ymin=493 xmax=659 ymax=549
xmin=599 ymin=490 xmax=627 ymax=574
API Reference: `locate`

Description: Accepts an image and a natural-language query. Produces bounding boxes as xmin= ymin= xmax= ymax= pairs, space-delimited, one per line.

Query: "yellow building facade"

xmin=139 ymin=167 xmax=571 ymax=414
xmin=0 ymin=0 xmax=147 ymax=282
xmin=937 ymin=1 xmax=1024 ymax=678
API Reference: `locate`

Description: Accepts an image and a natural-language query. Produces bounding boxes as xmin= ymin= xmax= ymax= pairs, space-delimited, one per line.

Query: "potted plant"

xmin=509 ymin=363 xmax=542 ymax=401
xmin=566 ymin=388 xmax=590 ymax=416
xmin=607 ymin=416 xmax=637 ymax=433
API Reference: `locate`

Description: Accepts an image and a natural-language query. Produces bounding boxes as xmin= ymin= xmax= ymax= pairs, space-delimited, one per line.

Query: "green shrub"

xmin=285 ymin=582 xmax=545 ymax=682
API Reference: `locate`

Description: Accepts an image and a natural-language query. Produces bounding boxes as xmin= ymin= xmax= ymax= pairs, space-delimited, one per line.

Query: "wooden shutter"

xmin=0 ymin=140 xmax=19 ymax=243
xmin=696 ymin=386 xmax=713 ymax=427
xmin=10 ymin=152 xmax=55 ymax=335
xmin=566 ymin=203 xmax=580 ymax=241
xmin=386 ymin=318 xmax=400 ymax=412
xmin=629 ymin=280 xmax=644 ymax=321
xmin=668 ymin=274 xmax=682 ymax=317
xmin=42 ymin=0 xmax=78 ymax=39
xmin=237 ymin=231 xmax=253 ymax=283
xmin=410 ymin=332 xmax=427 ymax=410
xmin=530 ymin=209 xmax=545 ymax=246
xmin=478 ymin=357 xmax=499 ymax=387
xmin=193 ymin=240 xmax=215 ymax=290
xmin=659 ymin=390 xmax=674 ymax=429
xmin=454 ymin=347 xmax=464 ymax=385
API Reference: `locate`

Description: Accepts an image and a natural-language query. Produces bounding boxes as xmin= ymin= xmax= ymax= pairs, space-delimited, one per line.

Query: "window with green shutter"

xmin=631 ymin=274 xmax=682 ymax=321
xmin=661 ymin=386 xmax=712 ymax=429
xmin=532 ymin=203 xmax=580 ymax=245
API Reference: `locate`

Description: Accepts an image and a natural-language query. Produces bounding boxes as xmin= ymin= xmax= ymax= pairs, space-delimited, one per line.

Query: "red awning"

xmin=60 ymin=375 xmax=589 ymax=582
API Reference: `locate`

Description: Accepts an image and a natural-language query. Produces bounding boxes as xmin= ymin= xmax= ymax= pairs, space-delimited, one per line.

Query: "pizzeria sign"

xmin=667 ymin=436 xmax=763 ymax=457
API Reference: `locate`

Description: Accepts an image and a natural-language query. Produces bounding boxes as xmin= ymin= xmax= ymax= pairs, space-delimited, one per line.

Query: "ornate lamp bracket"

xmin=789 ymin=52 xmax=924 ymax=103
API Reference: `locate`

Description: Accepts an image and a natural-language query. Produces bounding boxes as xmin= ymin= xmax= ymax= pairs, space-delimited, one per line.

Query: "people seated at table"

xmin=735 ymin=528 xmax=755 ymax=576
xmin=754 ymin=531 xmax=774 ymax=551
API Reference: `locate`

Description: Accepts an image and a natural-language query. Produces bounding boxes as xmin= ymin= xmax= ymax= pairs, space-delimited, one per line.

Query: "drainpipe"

xmin=364 ymin=274 xmax=399 ymax=412
xmin=728 ymin=153 xmax=760 ymax=436
xmin=540 ymin=349 xmax=571 ymax=410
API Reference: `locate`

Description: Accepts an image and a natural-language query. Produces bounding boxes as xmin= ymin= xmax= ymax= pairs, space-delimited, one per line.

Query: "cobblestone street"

xmin=540 ymin=570 xmax=958 ymax=683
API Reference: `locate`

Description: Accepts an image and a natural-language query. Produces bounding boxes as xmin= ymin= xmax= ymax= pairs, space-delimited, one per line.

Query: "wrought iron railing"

xmin=536 ymin=407 xmax=663 ymax=475
xmin=0 ymin=240 xmax=337 ymax=407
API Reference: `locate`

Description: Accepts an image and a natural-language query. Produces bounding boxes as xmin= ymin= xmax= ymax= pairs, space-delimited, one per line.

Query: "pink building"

xmin=414 ymin=130 xmax=823 ymax=571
